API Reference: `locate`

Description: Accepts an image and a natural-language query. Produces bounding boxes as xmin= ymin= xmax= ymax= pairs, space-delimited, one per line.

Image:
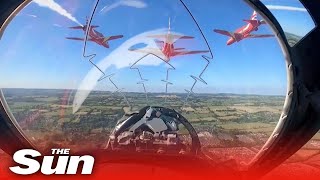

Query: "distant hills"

xmin=284 ymin=32 xmax=302 ymax=47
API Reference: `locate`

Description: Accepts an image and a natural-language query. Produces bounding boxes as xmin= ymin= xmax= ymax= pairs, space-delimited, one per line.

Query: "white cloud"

xmin=26 ymin=14 xmax=37 ymax=18
xmin=120 ymin=0 xmax=147 ymax=8
xmin=265 ymin=5 xmax=307 ymax=12
xmin=33 ymin=0 xmax=82 ymax=26
xmin=100 ymin=0 xmax=147 ymax=13
xmin=53 ymin=23 xmax=62 ymax=27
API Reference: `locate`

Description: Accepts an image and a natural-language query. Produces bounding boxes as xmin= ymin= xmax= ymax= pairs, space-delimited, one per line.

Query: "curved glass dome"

xmin=0 ymin=0 xmax=291 ymax=167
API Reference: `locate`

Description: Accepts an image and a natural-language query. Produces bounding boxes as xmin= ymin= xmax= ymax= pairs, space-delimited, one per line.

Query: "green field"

xmin=3 ymin=88 xmax=320 ymax=164
xmin=1 ymin=89 xmax=286 ymax=152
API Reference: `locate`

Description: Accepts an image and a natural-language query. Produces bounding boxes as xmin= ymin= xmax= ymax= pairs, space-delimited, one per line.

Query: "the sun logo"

xmin=9 ymin=149 xmax=95 ymax=175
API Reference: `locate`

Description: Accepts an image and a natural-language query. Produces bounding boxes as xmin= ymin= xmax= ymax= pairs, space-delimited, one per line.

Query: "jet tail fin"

xmin=251 ymin=10 xmax=257 ymax=20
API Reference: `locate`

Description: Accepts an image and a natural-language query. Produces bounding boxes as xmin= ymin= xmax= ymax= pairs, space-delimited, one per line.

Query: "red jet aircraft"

xmin=66 ymin=19 xmax=123 ymax=48
xmin=130 ymin=18 xmax=209 ymax=62
xmin=214 ymin=11 xmax=274 ymax=45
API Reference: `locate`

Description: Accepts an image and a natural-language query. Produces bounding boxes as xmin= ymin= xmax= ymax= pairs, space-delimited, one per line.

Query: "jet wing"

xmin=148 ymin=34 xmax=194 ymax=45
xmin=172 ymin=34 xmax=194 ymax=39
xmin=69 ymin=26 xmax=83 ymax=29
xmin=247 ymin=34 xmax=275 ymax=38
xmin=107 ymin=35 xmax=124 ymax=40
xmin=213 ymin=29 xmax=233 ymax=37
xmin=66 ymin=37 xmax=94 ymax=41
xmin=243 ymin=19 xmax=258 ymax=24
xmin=174 ymin=50 xmax=209 ymax=56
xmin=66 ymin=37 xmax=85 ymax=41
xmin=69 ymin=25 xmax=98 ymax=29
xmin=129 ymin=47 xmax=167 ymax=60
xmin=101 ymin=35 xmax=124 ymax=43
xmin=129 ymin=47 xmax=163 ymax=55
xmin=174 ymin=48 xmax=185 ymax=50
xmin=147 ymin=34 xmax=194 ymax=40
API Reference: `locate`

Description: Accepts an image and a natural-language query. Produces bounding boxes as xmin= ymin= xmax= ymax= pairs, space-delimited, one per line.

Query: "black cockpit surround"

xmin=0 ymin=0 xmax=319 ymax=178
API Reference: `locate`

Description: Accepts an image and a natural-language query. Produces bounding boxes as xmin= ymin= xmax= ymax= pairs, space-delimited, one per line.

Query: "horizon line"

xmin=0 ymin=87 xmax=286 ymax=97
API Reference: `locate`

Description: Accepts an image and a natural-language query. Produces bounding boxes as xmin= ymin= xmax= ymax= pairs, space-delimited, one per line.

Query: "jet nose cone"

xmin=227 ymin=38 xmax=235 ymax=45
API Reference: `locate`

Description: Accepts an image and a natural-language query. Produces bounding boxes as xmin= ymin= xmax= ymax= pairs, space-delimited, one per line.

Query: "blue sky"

xmin=0 ymin=0 xmax=315 ymax=96
xmin=261 ymin=0 xmax=315 ymax=37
